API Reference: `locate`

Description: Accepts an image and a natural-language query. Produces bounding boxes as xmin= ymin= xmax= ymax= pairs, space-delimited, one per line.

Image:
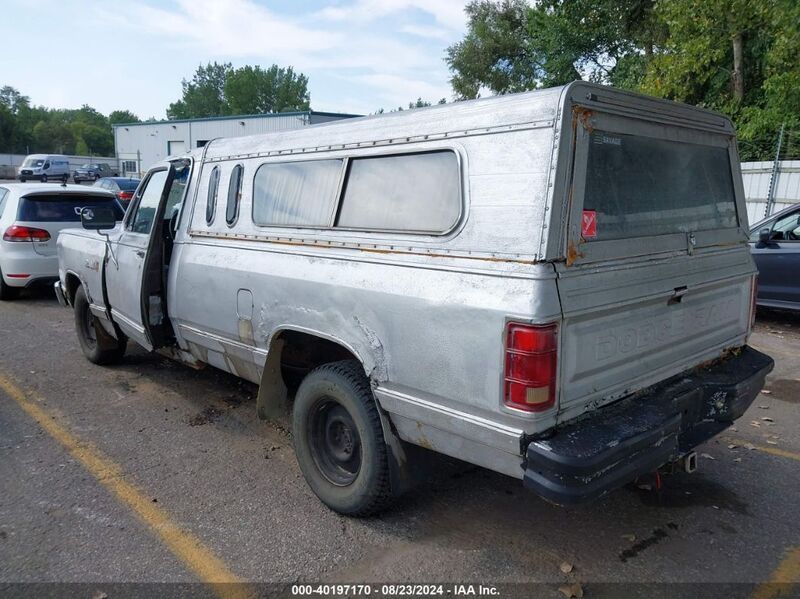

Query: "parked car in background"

xmin=56 ymin=83 xmax=774 ymax=515
xmin=0 ymin=183 xmax=123 ymax=300
xmin=94 ymin=177 xmax=140 ymax=208
xmin=73 ymin=163 xmax=118 ymax=183
xmin=17 ymin=154 xmax=70 ymax=183
xmin=750 ymin=203 xmax=800 ymax=311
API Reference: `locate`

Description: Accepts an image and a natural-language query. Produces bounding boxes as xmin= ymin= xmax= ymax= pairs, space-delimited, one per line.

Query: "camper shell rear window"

xmin=582 ymin=130 xmax=738 ymax=241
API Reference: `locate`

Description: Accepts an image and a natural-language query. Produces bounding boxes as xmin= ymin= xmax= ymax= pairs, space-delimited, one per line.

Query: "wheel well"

xmin=64 ymin=272 xmax=82 ymax=304
xmin=256 ymin=329 xmax=363 ymax=422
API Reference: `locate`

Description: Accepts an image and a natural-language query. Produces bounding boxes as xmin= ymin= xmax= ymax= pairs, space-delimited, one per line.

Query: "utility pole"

xmin=765 ymin=123 xmax=785 ymax=217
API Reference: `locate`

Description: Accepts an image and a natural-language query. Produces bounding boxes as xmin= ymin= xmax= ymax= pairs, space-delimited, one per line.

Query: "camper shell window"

xmin=252 ymin=159 xmax=342 ymax=227
xmin=336 ymin=150 xmax=460 ymax=233
xmin=582 ymin=130 xmax=738 ymax=241
xmin=206 ymin=166 xmax=220 ymax=225
xmin=250 ymin=149 xmax=461 ymax=234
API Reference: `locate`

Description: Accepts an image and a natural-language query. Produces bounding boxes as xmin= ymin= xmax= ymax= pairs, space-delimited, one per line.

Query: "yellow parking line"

xmin=724 ymin=438 xmax=800 ymax=463
xmin=750 ymin=547 xmax=800 ymax=599
xmin=0 ymin=374 xmax=251 ymax=599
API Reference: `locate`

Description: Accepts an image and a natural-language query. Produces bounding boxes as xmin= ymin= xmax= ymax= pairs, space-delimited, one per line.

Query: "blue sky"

xmin=0 ymin=0 xmax=469 ymax=118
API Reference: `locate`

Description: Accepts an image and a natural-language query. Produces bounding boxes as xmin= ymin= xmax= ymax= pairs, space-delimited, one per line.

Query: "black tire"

xmin=293 ymin=360 xmax=392 ymax=516
xmin=41 ymin=174 xmax=48 ymax=183
xmin=19 ymin=177 xmax=26 ymax=183
xmin=0 ymin=269 xmax=19 ymax=301
xmin=94 ymin=174 xmax=100 ymax=181
xmin=73 ymin=286 xmax=127 ymax=364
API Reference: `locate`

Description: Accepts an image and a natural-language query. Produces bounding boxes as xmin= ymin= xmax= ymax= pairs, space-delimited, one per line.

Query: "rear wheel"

xmin=73 ymin=286 xmax=127 ymax=364
xmin=293 ymin=360 xmax=392 ymax=516
xmin=0 ymin=269 xmax=19 ymax=301
xmin=19 ymin=177 xmax=26 ymax=183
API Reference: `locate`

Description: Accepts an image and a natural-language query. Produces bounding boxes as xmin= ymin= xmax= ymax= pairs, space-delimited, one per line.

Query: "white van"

xmin=18 ymin=154 xmax=71 ymax=183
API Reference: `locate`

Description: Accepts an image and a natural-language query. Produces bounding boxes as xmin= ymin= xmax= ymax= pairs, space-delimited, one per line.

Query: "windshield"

xmin=117 ymin=179 xmax=140 ymax=191
xmin=582 ymin=130 xmax=738 ymax=241
xmin=23 ymin=158 xmax=44 ymax=167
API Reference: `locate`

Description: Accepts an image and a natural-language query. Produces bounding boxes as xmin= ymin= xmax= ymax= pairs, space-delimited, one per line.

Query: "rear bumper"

xmin=523 ymin=346 xmax=774 ymax=504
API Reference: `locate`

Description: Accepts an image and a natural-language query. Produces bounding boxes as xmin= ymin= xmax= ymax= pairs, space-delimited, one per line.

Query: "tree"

xmin=224 ymin=65 xmax=310 ymax=114
xmin=447 ymin=0 xmax=666 ymax=98
xmin=446 ymin=0 xmax=799 ymax=160
xmin=109 ymin=109 xmax=140 ymax=125
xmin=0 ymin=86 xmax=30 ymax=114
xmin=168 ymin=62 xmax=233 ymax=119
xmin=167 ymin=62 xmax=311 ymax=119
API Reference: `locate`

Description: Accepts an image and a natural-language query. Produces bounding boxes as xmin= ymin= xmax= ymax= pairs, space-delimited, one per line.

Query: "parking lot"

xmin=0 ymin=291 xmax=798 ymax=598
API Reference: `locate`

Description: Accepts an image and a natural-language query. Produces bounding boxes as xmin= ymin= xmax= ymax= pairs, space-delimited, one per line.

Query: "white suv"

xmin=0 ymin=183 xmax=123 ymax=300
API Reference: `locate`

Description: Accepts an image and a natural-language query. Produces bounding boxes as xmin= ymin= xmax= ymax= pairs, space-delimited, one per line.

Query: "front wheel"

xmin=73 ymin=286 xmax=127 ymax=364
xmin=41 ymin=174 xmax=48 ymax=183
xmin=293 ymin=360 xmax=392 ymax=516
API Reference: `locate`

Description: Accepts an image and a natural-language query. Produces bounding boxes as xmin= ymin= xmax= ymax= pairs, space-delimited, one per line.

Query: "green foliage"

xmin=108 ymin=110 xmax=140 ymax=125
xmin=447 ymin=0 xmax=800 ymax=160
xmin=167 ymin=62 xmax=311 ymax=119
xmin=0 ymin=85 xmax=117 ymax=155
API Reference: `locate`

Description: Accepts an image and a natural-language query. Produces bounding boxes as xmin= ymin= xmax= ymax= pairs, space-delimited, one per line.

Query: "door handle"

xmin=135 ymin=250 xmax=145 ymax=258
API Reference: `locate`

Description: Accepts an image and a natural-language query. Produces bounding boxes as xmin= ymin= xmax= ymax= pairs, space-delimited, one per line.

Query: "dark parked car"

xmin=73 ymin=163 xmax=118 ymax=183
xmin=749 ymin=203 xmax=800 ymax=311
xmin=93 ymin=177 xmax=140 ymax=208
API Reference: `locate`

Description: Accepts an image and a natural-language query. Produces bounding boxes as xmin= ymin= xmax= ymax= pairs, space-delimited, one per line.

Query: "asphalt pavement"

xmin=1 ymin=289 xmax=798 ymax=598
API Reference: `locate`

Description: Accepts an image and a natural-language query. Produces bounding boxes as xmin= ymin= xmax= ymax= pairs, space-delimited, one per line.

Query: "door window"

xmin=129 ymin=170 xmax=169 ymax=234
xmin=769 ymin=210 xmax=800 ymax=241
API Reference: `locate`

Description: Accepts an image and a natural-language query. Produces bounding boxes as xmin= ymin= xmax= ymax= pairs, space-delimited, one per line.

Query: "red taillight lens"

xmin=117 ymin=191 xmax=134 ymax=200
xmin=3 ymin=225 xmax=51 ymax=242
xmin=503 ymin=322 xmax=558 ymax=412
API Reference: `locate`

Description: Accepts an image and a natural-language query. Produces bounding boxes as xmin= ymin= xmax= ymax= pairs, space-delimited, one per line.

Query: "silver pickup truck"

xmin=55 ymin=82 xmax=773 ymax=515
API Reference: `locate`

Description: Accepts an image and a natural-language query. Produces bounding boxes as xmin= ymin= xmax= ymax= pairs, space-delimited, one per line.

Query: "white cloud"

xmin=103 ymin=0 xmax=465 ymax=112
xmin=125 ymin=0 xmax=342 ymax=59
xmin=315 ymin=0 xmax=467 ymax=31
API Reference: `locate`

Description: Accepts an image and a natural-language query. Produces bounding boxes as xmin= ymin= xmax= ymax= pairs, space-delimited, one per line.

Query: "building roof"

xmin=112 ymin=110 xmax=361 ymax=128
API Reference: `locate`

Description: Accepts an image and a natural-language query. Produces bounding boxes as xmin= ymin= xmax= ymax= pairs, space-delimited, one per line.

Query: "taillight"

xmin=3 ymin=225 xmax=51 ymax=242
xmin=117 ymin=191 xmax=134 ymax=200
xmin=503 ymin=322 xmax=558 ymax=412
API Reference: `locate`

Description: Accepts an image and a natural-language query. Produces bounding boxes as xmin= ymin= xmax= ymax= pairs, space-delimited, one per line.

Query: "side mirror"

xmin=81 ymin=206 xmax=117 ymax=231
xmin=758 ymin=228 xmax=771 ymax=244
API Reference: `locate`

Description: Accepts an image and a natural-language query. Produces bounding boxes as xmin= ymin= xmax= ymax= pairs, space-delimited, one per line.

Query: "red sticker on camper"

xmin=581 ymin=210 xmax=597 ymax=239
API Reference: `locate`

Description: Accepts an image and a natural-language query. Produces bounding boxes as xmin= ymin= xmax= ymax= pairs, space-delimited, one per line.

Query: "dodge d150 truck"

xmin=55 ymin=82 xmax=774 ymax=515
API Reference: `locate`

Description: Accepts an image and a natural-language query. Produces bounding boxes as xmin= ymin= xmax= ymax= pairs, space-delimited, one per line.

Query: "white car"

xmin=0 ymin=183 xmax=124 ymax=300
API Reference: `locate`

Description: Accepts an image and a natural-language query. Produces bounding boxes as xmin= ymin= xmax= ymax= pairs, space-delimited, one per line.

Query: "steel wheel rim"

xmin=308 ymin=398 xmax=361 ymax=486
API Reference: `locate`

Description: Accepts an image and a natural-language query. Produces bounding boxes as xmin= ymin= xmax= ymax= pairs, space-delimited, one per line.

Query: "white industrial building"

xmin=113 ymin=111 xmax=359 ymax=176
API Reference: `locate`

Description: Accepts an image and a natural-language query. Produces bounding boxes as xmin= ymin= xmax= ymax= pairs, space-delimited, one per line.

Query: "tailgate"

xmin=553 ymin=86 xmax=755 ymax=418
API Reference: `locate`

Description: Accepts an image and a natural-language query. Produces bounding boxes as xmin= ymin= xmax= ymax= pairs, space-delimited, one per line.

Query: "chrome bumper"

xmin=53 ymin=281 xmax=69 ymax=307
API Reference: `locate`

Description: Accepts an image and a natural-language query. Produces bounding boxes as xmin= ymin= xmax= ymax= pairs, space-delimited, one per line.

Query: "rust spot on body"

xmin=574 ymin=106 xmax=594 ymax=132
xmin=566 ymin=240 xmax=584 ymax=266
